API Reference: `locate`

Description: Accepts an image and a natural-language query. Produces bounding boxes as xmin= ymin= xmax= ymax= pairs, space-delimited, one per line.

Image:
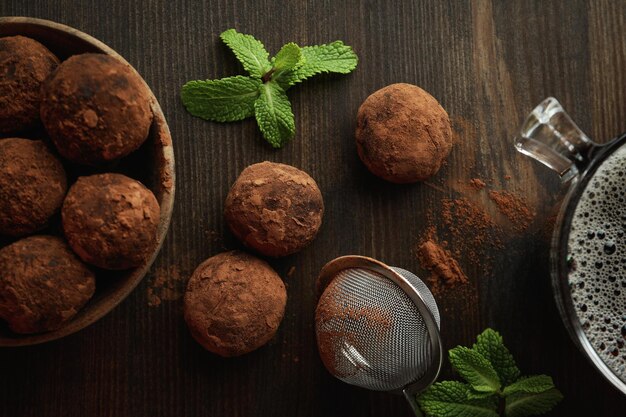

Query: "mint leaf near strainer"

xmin=474 ymin=329 xmax=521 ymax=387
xmin=504 ymin=388 xmax=564 ymax=417
xmin=449 ymin=347 xmax=501 ymax=393
xmin=502 ymin=376 xmax=555 ymax=396
xmin=418 ymin=381 xmax=499 ymax=417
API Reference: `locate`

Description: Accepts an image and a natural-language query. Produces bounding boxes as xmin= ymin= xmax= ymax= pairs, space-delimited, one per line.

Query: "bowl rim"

xmin=0 ymin=16 xmax=176 ymax=346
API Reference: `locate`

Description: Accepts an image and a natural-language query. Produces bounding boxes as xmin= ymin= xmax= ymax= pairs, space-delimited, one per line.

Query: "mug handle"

xmin=515 ymin=97 xmax=595 ymax=182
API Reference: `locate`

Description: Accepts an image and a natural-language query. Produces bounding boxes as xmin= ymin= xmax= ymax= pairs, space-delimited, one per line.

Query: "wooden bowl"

xmin=0 ymin=17 xmax=175 ymax=346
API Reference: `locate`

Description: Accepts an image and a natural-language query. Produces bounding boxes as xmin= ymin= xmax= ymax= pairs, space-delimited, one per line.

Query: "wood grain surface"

xmin=1 ymin=1 xmax=626 ymax=416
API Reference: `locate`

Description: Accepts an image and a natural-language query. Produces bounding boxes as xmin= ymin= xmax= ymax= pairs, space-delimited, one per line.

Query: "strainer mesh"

xmin=315 ymin=267 xmax=439 ymax=391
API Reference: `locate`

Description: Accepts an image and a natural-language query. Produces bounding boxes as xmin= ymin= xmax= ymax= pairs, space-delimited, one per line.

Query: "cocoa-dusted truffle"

xmin=184 ymin=251 xmax=287 ymax=357
xmin=355 ymin=83 xmax=452 ymax=183
xmin=224 ymin=162 xmax=324 ymax=257
xmin=0 ymin=138 xmax=67 ymax=237
xmin=41 ymin=53 xmax=153 ymax=165
xmin=0 ymin=235 xmax=95 ymax=334
xmin=0 ymin=36 xmax=59 ymax=134
xmin=62 ymin=173 xmax=160 ymax=270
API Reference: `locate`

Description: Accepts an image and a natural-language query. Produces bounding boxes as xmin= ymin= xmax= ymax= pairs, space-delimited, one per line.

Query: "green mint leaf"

xmin=272 ymin=43 xmax=303 ymax=73
xmin=504 ymin=388 xmax=563 ymax=417
xmin=449 ymin=346 xmax=501 ymax=393
xmin=467 ymin=390 xmax=497 ymax=400
xmin=418 ymin=381 xmax=499 ymax=417
xmin=503 ymin=376 xmax=555 ymax=396
xmin=275 ymin=41 xmax=358 ymax=88
xmin=181 ymin=76 xmax=261 ymax=122
xmin=220 ymin=29 xmax=272 ymax=78
xmin=254 ymin=81 xmax=295 ymax=148
xmin=474 ymin=328 xmax=521 ymax=387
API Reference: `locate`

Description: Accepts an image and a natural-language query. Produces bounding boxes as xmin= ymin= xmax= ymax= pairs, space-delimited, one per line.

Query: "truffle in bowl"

xmin=0 ymin=235 xmax=95 ymax=334
xmin=0 ymin=17 xmax=175 ymax=346
xmin=41 ymin=53 xmax=153 ymax=165
xmin=62 ymin=173 xmax=160 ymax=270
xmin=0 ymin=35 xmax=59 ymax=134
xmin=0 ymin=138 xmax=67 ymax=237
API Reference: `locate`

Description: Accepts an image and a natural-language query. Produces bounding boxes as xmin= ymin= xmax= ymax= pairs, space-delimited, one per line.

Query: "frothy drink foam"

xmin=568 ymin=144 xmax=626 ymax=381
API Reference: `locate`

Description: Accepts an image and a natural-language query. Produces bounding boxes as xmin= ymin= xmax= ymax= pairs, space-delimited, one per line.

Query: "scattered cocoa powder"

xmin=441 ymin=197 xmax=503 ymax=260
xmin=147 ymin=265 xmax=184 ymax=307
xmin=488 ymin=190 xmax=535 ymax=232
xmin=540 ymin=199 xmax=563 ymax=242
xmin=469 ymin=178 xmax=486 ymax=190
xmin=423 ymin=224 xmax=437 ymax=241
xmin=417 ymin=239 xmax=468 ymax=295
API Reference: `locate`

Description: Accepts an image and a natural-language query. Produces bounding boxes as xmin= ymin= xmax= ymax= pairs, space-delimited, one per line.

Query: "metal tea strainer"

xmin=315 ymin=255 xmax=442 ymax=415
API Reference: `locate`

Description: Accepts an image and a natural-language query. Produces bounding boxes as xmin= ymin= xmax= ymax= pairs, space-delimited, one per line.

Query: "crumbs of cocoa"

xmin=442 ymin=197 xmax=503 ymax=259
xmin=147 ymin=265 xmax=184 ymax=307
xmin=469 ymin=178 xmax=486 ymax=190
xmin=417 ymin=239 xmax=468 ymax=296
xmin=488 ymin=190 xmax=535 ymax=232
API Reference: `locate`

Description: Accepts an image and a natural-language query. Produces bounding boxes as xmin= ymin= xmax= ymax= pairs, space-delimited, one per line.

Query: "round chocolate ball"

xmin=0 ymin=138 xmax=67 ymax=237
xmin=62 ymin=173 xmax=160 ymax=270
xmin=184 ymin=251 xmax=287 ymax=357
xmin=224 ymin=162 xmax=324 ymax=257
xmin=0 ymin=235 xmax=95 ymax=334
xmin=0 ymin=36 xmax=59 ymax=134
xmin=355 ymin=83 xmax=453 ymax=183
xmin=41 ymin=53 xmax=153 ymax=165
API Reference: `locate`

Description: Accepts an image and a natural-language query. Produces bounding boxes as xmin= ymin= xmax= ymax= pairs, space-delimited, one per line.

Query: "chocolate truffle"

xmin=0 ymin=36 xmax=59 ymax=134
xmin=184 ymin=251 xmax=287 ymax=357
xmin=0 ymin=235 xmax=95 ymax=334
xmin=62 ymin=173 xmax=160 ymax=270
xmin=355 ymin=83 xmax=452 ymax=183
xmin=0 ymin=138 xmax=67 ymax=237
xmin=224 ymin=162 xmax=324 ymax=257
xmin=41 ymin=53 xmax=153 ymax=165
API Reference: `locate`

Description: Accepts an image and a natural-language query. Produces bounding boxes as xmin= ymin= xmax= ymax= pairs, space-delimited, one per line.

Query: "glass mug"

xmin=516 ymin=97 xmax=626 ymax=394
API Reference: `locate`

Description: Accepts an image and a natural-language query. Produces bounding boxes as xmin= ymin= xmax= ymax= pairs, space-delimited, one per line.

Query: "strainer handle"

xmin=403 ymin=390 xmax=425 ymax=417
xmin=400 ymin=303 xmax=442 ymax=417
xmin=402 ymin=335 xmax=442 ymax=416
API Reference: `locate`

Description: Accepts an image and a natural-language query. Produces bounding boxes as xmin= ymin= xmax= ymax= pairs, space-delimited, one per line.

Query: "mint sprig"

xmin=474 ymin=328 xmax=521 ymax=387
xmin=272 ymin=43 xmax=303 ymax=74
xmin=449 ymin=346 xmax=501 ymax=393
xmin=220 ymin=29 xmax=272 ymax=78
xmin=255 ymin=81 xmax=295 ymax=148
xmin=417 ymin=329 xmax=562 ymax=417
xmin=419 ymin=381 xmax=499 ymax=417
xmin=505 ymin=388 xmax=564 ymax=417
xmin=180 ymin=76 xmax=261 ymax=122
xmin=181 ymin=29 xmax=358 ymax=148
xmin=502 ymin=376 xmax=555 ymax=396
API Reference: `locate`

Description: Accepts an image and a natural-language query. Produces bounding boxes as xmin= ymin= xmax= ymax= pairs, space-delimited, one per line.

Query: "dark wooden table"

xmin=1 ymin=1 xmax=626 ymax=416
